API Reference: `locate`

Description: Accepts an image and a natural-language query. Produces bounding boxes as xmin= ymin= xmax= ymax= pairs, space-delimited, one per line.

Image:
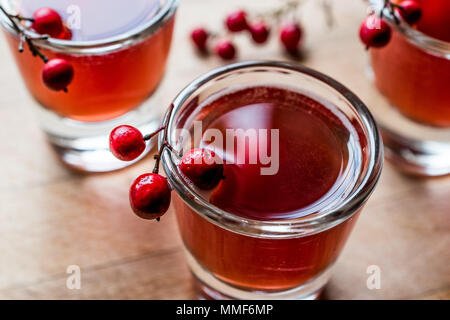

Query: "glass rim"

xmin=369 ymin=0 xmax=450 ymax=57
xmin=0 ymin=0 xmax=179 ymax=53
xmin=161 ymin=61 xmax=384 ymax=239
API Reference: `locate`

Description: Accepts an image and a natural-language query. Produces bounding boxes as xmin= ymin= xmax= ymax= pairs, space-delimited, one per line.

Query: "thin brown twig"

xmin=152 ymin=104 xmax=175 ymax=174
xmin=143 ymin=127 xmax=165 ymax=141
xmin=321 ymin=0 xmax=334 ymax=28
xmin=0 ymin=5 xmax=49 ymax=63
xmin=9 ymin=14 xmax=34 ymax=22
xmin=380 ymin=0 xmax=401 ymax=24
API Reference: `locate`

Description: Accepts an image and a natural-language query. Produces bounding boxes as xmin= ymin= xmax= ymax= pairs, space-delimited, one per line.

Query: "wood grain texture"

xmin=0 ymin=0 xmax=448 ymax=300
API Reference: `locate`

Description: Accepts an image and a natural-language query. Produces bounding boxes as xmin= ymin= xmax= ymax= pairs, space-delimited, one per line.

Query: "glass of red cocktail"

xmin=160 ymin=61 xmax=383 ymax=299
xmin=368 ymin=0 xmax=450 ymax=176
xmin=0 ymin=0 xmax=178 ymax=172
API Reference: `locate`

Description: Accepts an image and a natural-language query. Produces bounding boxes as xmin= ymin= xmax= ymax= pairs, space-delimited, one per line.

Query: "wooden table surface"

xmin=0 ymin=0 xmax=449 ymax=300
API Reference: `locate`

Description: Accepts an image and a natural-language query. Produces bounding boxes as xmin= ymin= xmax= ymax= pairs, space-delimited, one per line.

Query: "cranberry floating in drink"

xmin=158 ymin=62 xmax=383 ymax=299
xmin=363 ymin=0 xmax=450 ymax=176
xmin=0 ymin=0 xmax=179 ymax=172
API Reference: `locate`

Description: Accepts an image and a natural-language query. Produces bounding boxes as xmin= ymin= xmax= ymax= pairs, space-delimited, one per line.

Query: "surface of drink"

xmin=15 ymin=0 xmax=161 ymax=41
xmin=174 ymin=85 xmax=365 ymax=290
xmin=198 ymin=86 xmax=357 ymax=220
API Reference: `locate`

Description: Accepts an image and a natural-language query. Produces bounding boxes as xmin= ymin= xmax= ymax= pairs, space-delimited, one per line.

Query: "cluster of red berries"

xmin=109 ymin=116 xmax=224 ymax=221
xmin=1 ymin=6 xmax=74 ymax=91
xmin=359 ymin=0 xmax=422 ymax=49
xmin=190 ymin=9 xmax=303 ymax=60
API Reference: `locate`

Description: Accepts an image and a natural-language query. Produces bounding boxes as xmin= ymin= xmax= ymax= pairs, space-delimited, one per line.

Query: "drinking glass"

xmin=160 ymin=61 xmax=383 ymax=300
xmin=0 ymin=0 xmax=179 ymax=172
xmin=367 ymin=0 xmax=450 ymax=176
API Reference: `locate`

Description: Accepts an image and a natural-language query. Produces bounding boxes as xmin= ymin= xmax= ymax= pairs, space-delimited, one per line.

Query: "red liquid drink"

xmin=175 ymin=202 xmax=360 ymax=291
xmin=163 ymin=62 xmax=382 ymax=300
xmin=203 ymin=87 xmax=351 ymax=220
xmin=3 ymin=0 xmax=175 ymax=122
xmin=0 ymin=0 xmax=178 ymax=172
xmin=366 ymin=0 xmax=450 ymax=176
xmin=174 ymin=86 xmax=363 ymax=290
xmin=371 ymin=0 xmax=450 ymax=127
xmin=370 ymin=28 xmax=450 ymax=127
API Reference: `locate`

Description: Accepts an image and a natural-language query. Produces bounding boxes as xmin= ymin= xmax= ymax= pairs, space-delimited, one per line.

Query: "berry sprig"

xmin=190 ymin=0 xmax=313 ymax=59
xmin=109 ymin=105 xmax=225 ymax=221
xmin=359 ymin=0 xmax=422 ymax=49
xmin=0 ymin=6 xmax=74 ymax=91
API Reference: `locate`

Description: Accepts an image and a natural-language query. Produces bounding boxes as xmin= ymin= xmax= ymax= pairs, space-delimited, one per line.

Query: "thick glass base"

xmin=37 ymin=102 xmax=162 ymax=172
xmin=381 ymin=126 xmax=450 ymax=177
xmin=186 ymin=250 xmax=332 ymax=300
xmin=46 ymin=129 xmax=155 ymax=173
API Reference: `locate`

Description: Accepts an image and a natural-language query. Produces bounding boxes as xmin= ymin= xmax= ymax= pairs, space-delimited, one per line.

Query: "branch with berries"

xmin=190 ymin=0 xmax=332 ymax=59
xmin=109 ymin=105 xmax=224 ymax=221
xmin=359 ymin=0 xmax=422 ymax=49
xmin=0 ymin=6 xmax=74 ymax=91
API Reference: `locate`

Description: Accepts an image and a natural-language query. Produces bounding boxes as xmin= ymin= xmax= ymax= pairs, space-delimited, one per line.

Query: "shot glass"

xmin=0 ymin=0 xmax=179 ymax=172
xmin=367 ymin=0 xmax=450 ymax=176
xmin=160 ymin=61 xmax=383 ymax=300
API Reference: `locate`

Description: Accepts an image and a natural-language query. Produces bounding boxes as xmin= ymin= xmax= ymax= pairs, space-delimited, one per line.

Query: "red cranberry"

xmin=280 ymin=22 xmax=303 ymax=53
xmin=215 ymin=40 xmax=237 ymax=60
xmin=359 ymin=15 xmax=392 ymax=49
xmin=109 ymin=125 xmax=146 ymax=161
xmin=179 ymin=149 xmax=224 ymax=190
xmin=191 ymin=27 xmax=209 ymax=51
xmin=32 ymin=8 xmax=64 ymax=38
xmin=396 ymin=1 xmax=422 ymax=25
xmin=130 ymin=173 xmax=171 ymax=220
xmin=225 ymin=10 xmax=248 ymax=32
xmin=57 ymin=25 xmax=73 ymax=40
xmin=41 ymin=58 xmax=74 ymax=91
xmin=249 ymin=21 xmax=270 ymax=44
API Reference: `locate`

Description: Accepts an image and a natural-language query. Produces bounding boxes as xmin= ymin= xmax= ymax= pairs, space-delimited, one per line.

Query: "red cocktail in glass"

xmin=0 ymin=0 xmax=178 ymax=171
xmin=161 ymin=62 xmax=383 ymax=299
xmin=371 ymin=31 xmax=450 ymax=127
xmin=367 ymin=0 xmax=450 ymax=176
